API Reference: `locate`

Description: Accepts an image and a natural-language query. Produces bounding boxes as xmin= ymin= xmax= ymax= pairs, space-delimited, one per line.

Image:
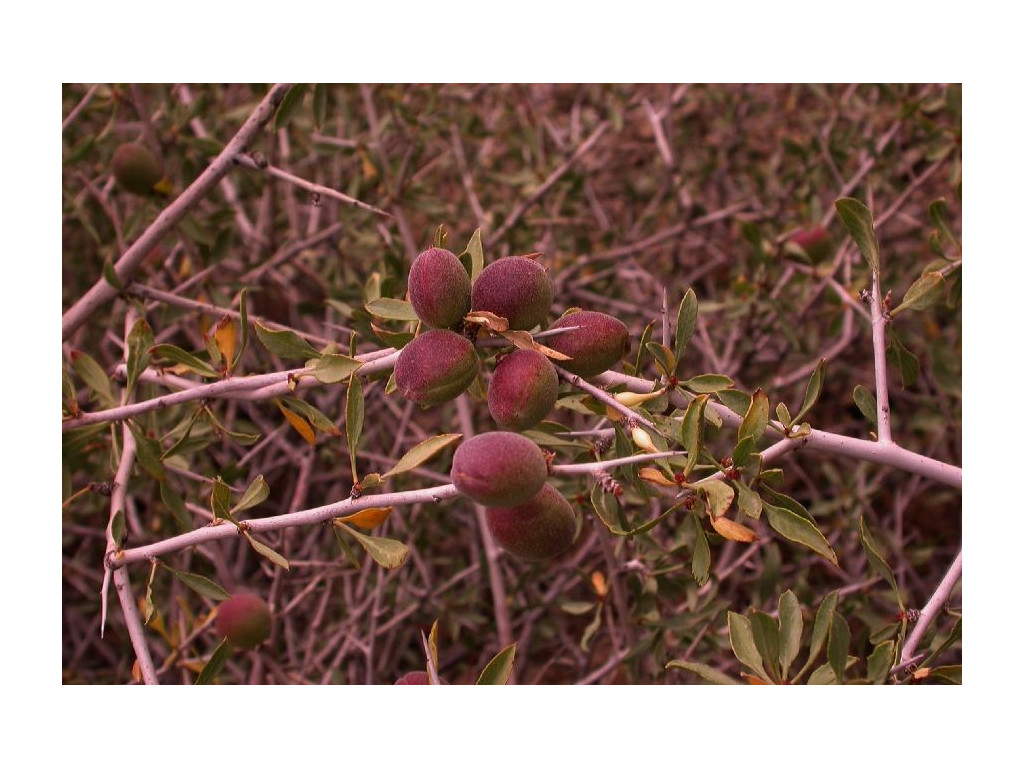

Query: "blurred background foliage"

xmin=62 ymin=83 xmax=960 ymax=684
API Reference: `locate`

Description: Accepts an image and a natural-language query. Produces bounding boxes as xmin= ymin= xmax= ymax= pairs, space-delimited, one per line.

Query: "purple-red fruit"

xmin=488 ymin=349 xmax=558 ymax=431
xmin=546 ymin=310 xmax=630 ymax=377
xmin=394 ymin=330 xmax=478 ymax=407
xmin=471 ymin=256 xmax=553 ymax=330
xmin=451 ymin=432 xmax=548 ymax=507
xmin=408 ymin=247 xmax=472 ymax=329
xmin=486 ymin=483 xmax=576 ymax=561
xmin=788 ymin=226 xmax=832 ymax=263
xmin=111 ymin=143 xmax=162 ymax=195
xmin=216 ymin=594 xmax=271 ymax=649
xmin=395 ymin=671 xmax=447 ymax=684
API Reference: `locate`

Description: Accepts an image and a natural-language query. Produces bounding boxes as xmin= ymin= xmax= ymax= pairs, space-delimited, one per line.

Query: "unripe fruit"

xmin=546 ymin=310 xmax=630 ymax=378
xmin=486 ymin=483 xmax=576 ymax=561
xmin=215 ymin=593 xmax=271 ymax=650
xmin=451 ymin=432 xmax=548 ymax=507
xmin=111 ymin=143 xmax=162 ymax=195
xmin=471 ymin=256 xmax=553 ymax=330
xmin=408 ymin=247 xmax=472 ymax=329
xmin=394 ymin=330 xmax=478 ymax=407
xmin=487 ymin=349 xmax=559 ymax=431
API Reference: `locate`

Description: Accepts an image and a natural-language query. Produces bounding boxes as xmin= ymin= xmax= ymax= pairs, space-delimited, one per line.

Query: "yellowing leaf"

xmin=591 ymin=571 xmax=608 ymax=598
xmin=213 ymin=316 xmax=238 ymax=369
xmin=335 ymin=506 xmax=392 ymax=531
xmin=740 ymin=673 xmax=772 ymax=685
xmin=276 ymin=400 xmax=316 ymax=445
xmin=639 ymin=467 xmax=677 ymax=487
xmin=709 ymin=515 xmax=758 ymax=543
xmin=465 ymin=310 xmax=509 ymax=332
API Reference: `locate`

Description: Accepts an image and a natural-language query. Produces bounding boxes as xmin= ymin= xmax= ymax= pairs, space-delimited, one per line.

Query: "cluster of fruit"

xmin=395 ymin=246 xmax=632 ymax=561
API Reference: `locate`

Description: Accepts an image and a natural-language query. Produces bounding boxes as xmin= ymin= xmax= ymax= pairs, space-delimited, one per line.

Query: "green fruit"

xmin=394 ymin=330 xmax=478 ymax=407
xmin=471 ymin=256 xmax=553 ymax=330
xmin=487 ymin=349 xmax=558 ymax=431
xmin=546 ymin=310 xmax=630 ymax=377
xmin=486 ymin=483 xmax=576 ymax=561
xmin=215 ymin=594 xmax=271 ymax=650
xmin=408 ymin=247 xmax=472 ymax=328
xmin=111 ymin=143 xmax=162 ymax=195
xmin=451 ymin=431 xmax=548 ymax=507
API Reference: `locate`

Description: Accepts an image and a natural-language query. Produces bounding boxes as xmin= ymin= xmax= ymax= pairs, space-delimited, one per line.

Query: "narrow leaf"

xmin=852 ymin=385 xmax=878 ymax=429
xmin=461 ymin=228 xmax=485 ymax=282
xmin=274 ymin=84 xmax=309 ymax=130
xmin=682 ymin=373 xmax=734 ymax=393
xmin=243 ymin=532 xmax=290 ymax=570
xmin=806 ymin=591 xmax=839 ymax=675
xmin=739 ymin=388 xmax=769 ymax=444
xmin=666 ymin=660 xmax=740 ymax=685
xmin=210 ymin=477 xmax=231 ymax=520
xmin=71 ymin=350 xmax=115 ymax=407
xmin=346 ymin=375 xmax=364 ymax=482
xmin=280 ymin=397 xmax=339 ymax=434
xmin=886 ymin=329 xmax=920 ymax=388
xmin=709 ymin=514 xmax=757 ymax=542
xmin=696 ymin=478 xmax=734 ymax=519
xmin=859 ymin=517 xmax=904 ymax=611
xmin=195 ymin=638 xmax=231 ymax=684
xmin=867 ymin=640 xmax=895 ymax=684
xmin=364 ymin=297 xmax=420 ymax=322
xmin=828 ymin=613 xmax=851 ymax=684
xmin=691 ymin=512 xmax=710 ymax=586
xmin=231 ymin=475 xmax=269 ymax=516
xmin=111 ymin=510 xmax=125 ymax=547
xmin=778 ymin=590 xmax=803 ymax=680
xmin=151 ymin=344 xmax=220 ymax=378
xmin=728 ymin=612 xmax=770 ymax=680
xmin=384 ymin=433 xmax=462 ymax=478
xmin=764 ymin=502 xmax=837 ymax=565
xmin=735 ymin=480 xmax=762 ymax=520
xmin=277 ymin=400 xmax=316 ymax=445
xmin=212 ymin=317 xmax=238 ymax=371
xmin=335 ymin=506 xmax=392 ymax=531
xmin=672 ymin=288 xmax=698 ymax=374
xmin=311 ymin=353 xmax=363 ymax=384
xmin=792 ymin=358 xmax=825 ymax=424
xmin=254 ymin=321 xmax=322 ymax=360
xmin=103 ymin=257 xmax=124 ymax=292
xmin=645 ymin=342 xmax=676 ymax=379
xmin=717 ymin=388 xmax=751 ymax=417
xmin=476 ymin=643 xmax=517 ymax=685
xmin=681 ymin=394 xmax=708 ymax=477
xmin=892 ymin=271 xmax=945 ymax=317
xmin=233 ymin=288 xmax=249 ymax=369
xmin=312 ymin=83 xmax=328 ymax=129
xmin=160 ymin=481 xmax=191 ymax=532
xmin=163 ymin=566 xmax=231 ymax=601
xmin=126 ymin=318 xmax=154 ymax=397
xmin=339 ymin=524 xmax=409 ymax=569
xmin=835 ymin=197 xmax=881 ymax=273
xmin=750 ymin=610 xmax=781 ymax=682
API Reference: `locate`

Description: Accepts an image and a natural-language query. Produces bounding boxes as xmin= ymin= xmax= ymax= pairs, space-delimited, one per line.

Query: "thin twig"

xmin=900 ymin=549 xmax=962 ymax=666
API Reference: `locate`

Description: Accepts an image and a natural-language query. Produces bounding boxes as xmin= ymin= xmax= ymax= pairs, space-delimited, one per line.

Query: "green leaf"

xmin=332 ymin=525 xmax=362 ymax=569
xmin=852 ymin=385 xmax=878 ymax=429
xmin=764 ymin=502 xmax=837 ymax=566
xmin=338 ymin=524 xmax=409 ymax=569
xmin=590 ymin=484 xmax=624 ymax=534
xmin=233 ymin=288 xmax=249 ymax=370
xmin=102 ymin=257 xmax=124 ymax=292
xmin=835 ymin=197 xmax=881 ymax=273
xmin=792 ymin=358 xmax=825 ymax=425
xmin=717 ymin=388 xmax=751 ymax=416
xmin=778 ymin=590 xmax=803 ymax=680
xmin=695 ymin=478 xmax=734 ymax=518
xmin=160 ymin=482 xmax=192 ymax=532
xmin=151 ymin=344 xmax=221 ymax=378
xmin=476 ymin=643 xmax=516 ymax=684
xmin=254 ymin=321 xmax=322 ymax=360
xmin=749 ymin=610 xmax=781 ymax=682
xmin=364 ymin=297 xmax=420 ymax=322
xmin=866 ymin=640 xmax=895 ymax=684
xmin=807 ymin=663 xmax=837 ymax=685
xmin=274 ymin=84 xmax=309 ymax=130
xmin=922 ymin=617 xmax=962 ymax=668
xmin=732 ymin=435 xmax=758 ymax=471
xmin=312 ymin=83 xmax=328 ymax=129
xmin=761 ymin=487 xmax=813 ymax=521
xmin=243 ymin=531 xmax=290 ymax=570
xmin=128 ymin=422 xmax=166 ymax=482
xmin=163 ymin=565 xmax=231 ymax=601
xmin=143 ymin=561 xmax=158 ymax=624
xmin=433 ymin=223 xmax=448 ymax=248
xmin=775 ymin=402 xmax=792 ymax=429
xmin=682 ymin=373 xmax=734 ymax=393
xmin=310 ymin=353 xmax=363 ymax=384
xmin=672 ymin=288 xmax=698 ymax=374
xmin=460 ymin=228 xmax=485 ymax=283
xmin=886 ymin=328 xmax=920 ymax=388
xmin=126 ymin=318 xmax=154 ymax=397
xmin=427 ymin=619 xmax=440 ymax=673
xmin=644 ymin=342 xmax=676 ymax=379
xmin=346 ymin=375 xmax=364 ymax=482
xmin=928 ymin=198 xmax=957 ymax=245
xmin=892 ymin=271 xmax=945 ymax=317
xmin=681 ymin=394 xmax=708 ymax=477
xmin=859 ymin=517 xmax=904 ymax=611
xmin=202 ymin=406 xmax=261 ymax=446
xmin=384 ymin=433 xmax=462 ymax=478
xmin=805 ymin=591 xmax=839 ymax=676
xmin=738 ymin=388 xmax=769 ymax=444
xmin=279 ymin=397 xmax=339 ymax=435
xmin=727 ymin=612 xmax=769 ymax=680
xmin=210 ymin=477 xmax=231 ymax=521
xmin=665 ymin=660 xmax=740 ymax=685
xmin=930 ymin=665 xmax=962 ymax=684
xmin=231 ymin=475 xmax=269 ymax=516
xmin=634 ymin=321 xmax=655 ymax=372
xmin=71 ymin=350 xmax=115 ymax=407
xmin=195 ymin=639 xmax=231 ymax=684
xmin=111 ymin=509 xmax=125 ymax=547
xmin=691 ymin=512 xmax=710 ymax=586
xmin=828 ymin=613 xmax=851 ymax=684
xmin=735 ymin=479 xmax=762 ymax=520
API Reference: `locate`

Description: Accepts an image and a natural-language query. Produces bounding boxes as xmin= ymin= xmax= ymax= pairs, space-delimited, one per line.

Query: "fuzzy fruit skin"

xmin=546 ymin=310 xmax=630 ymax=377
xmin=394 ymin=330 xmax=478 ymax=407
xmin=394 ymin=671 xmax=447 ymax=684
xmin=408 ymin=247 xmax=472 ymax=329
xmin=486 ymin=483 xmax=576 ymax=561
xmin=215 ymin=594 xmax=271 ymax=650
xmin=111 ymin=143 xmax=162 ymax=195
xmin=488 ymin=349 xmax=559 ymax=431
xmin=471 ymin=256 xmax=553 ymax=330
xmin=451 ymin=432 xmax=548 ymax=507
